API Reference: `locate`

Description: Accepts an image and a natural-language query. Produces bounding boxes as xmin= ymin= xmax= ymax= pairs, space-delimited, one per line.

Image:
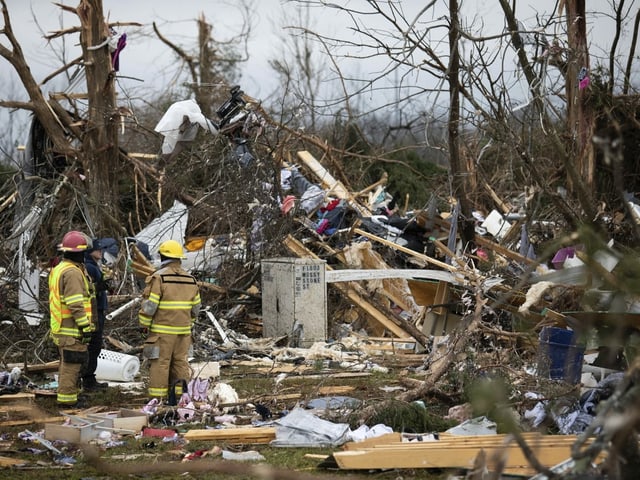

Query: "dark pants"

xmin=82 ymin=310 xmax=105 ymax=382
xmin=290 ymin=169 xmax=316 ymax=197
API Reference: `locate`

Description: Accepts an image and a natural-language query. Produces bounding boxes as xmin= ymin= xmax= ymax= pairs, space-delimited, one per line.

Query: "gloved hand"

xmin=81 ymin=327 xmax=93 ymax=345
xmin=140 ymin=327 xmax=148 ymax=338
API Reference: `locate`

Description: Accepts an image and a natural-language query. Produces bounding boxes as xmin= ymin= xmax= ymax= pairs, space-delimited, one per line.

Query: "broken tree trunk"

xmin=76 ymin=0 xmax=121 ymax=230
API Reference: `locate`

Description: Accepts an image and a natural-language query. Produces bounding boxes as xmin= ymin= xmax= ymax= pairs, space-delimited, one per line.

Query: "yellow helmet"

xmin=158 ymin=239 xmax=186 ymax=259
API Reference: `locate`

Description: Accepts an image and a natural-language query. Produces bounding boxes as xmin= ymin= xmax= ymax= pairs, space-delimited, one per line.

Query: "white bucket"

xmin=95 ymin=349 xmax=140 ymax=382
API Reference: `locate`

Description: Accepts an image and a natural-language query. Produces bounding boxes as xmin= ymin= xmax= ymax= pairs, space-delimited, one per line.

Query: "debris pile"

xmin=2 ymin=95 xmax=640 ymax=478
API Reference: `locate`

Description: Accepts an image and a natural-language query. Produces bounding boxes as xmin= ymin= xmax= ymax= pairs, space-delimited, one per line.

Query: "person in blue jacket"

xmin=82 ymin=238 xmax=109 ymax=391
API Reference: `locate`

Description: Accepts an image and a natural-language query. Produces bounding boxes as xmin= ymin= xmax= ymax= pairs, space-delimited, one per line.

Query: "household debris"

xmin=2 ymin=141 xmax=640 ymax=478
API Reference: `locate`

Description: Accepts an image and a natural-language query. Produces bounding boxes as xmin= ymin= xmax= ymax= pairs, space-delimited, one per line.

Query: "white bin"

xmin=95 ymin=349 xmax=140 ymax=382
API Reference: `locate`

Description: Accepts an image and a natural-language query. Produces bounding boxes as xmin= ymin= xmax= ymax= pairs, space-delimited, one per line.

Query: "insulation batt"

xmin=208 ymin=382 xmax=239 ymax=413
xmin=518 ymin=281 xmax=554 ymax=313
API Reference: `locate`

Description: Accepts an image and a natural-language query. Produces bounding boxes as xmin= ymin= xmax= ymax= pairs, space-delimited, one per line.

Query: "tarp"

xmin=154 ymin=99 xmax=217 ymax=155
xmin=135 ymin=200 xmax=188 ymax=258
xmin=271 ymin=408 xmax=350 ymax=447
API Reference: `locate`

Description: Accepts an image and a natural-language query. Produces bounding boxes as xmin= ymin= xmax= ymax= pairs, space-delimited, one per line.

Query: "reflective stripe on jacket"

xmin=139 ymin=261 xmax=201 ymax=335
xmin=49 ymin=259 xmax=93 ymax=342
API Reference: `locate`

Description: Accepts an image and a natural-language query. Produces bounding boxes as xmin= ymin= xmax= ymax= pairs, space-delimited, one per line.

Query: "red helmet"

xmin=58 ymin=230 xmax=89 ymax=252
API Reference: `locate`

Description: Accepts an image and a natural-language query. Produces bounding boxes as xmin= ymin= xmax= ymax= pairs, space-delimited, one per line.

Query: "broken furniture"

xmin=44 ymin=409 xmax=148 ymax=443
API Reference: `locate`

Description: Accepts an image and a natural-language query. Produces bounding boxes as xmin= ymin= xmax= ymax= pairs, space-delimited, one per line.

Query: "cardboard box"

xmin=87 ymin=408 xmax=148 ymax=433
xmin=44 ymin=417 xmax=102 ymax=443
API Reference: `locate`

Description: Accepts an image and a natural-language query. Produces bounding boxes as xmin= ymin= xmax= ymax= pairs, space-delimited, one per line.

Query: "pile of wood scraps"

xmin=330 ymin=432 xmax=600 ymax=477
xmin=282 ymin=150 xmax=542 ymax=349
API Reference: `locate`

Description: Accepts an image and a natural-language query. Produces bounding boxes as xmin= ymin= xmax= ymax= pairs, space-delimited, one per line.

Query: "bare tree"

xmin=0 ymin=0 xmax=143 ymax=241
xmin=282 ymin=1 xmax=640 ymax=245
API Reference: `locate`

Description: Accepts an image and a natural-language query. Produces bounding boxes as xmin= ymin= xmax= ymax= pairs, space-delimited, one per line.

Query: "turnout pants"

xmin=57 ymin=337 xmax=88 ymax=404
xmin=146 ymin=333 xmax=191 ymax=399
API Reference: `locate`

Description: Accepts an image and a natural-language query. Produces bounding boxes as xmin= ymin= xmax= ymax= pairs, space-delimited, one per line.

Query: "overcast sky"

xmin=0 ymin=0 xmax=633 ymax=150
xmin=1 ymin=1 xmax=626 ymax=97
xmin=1 ymin=1 xmax=583 ymax=96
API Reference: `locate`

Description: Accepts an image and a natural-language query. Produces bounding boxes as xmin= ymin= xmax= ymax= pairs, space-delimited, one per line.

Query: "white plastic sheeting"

xmin=271 ymin=408 xmax=350 ymax=447
xmin=154 ymin=99 xmax=217 ymax=155
xmin=135 ymin=200 xmax=188 ymax=258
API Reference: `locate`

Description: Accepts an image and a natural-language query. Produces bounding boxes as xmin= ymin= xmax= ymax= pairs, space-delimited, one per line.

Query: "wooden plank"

xmin=335 ymin=284 xmax=411 ymax=338
xmin=333 ymin=442 xmax=573 ymax=474
xmin=27 ymin=361 xmax=60 ymax=373
xmin=0 ymin=405 xmax=32 ymax=413
xmin=1 ymin=416 xmax=66 ymax=427
xmin=318 ymin=386 xmax=355 ymax=395
xmin=343 ymin=432 xmax=403 ymax=450
xmin=183 ymin=427 xmax=276 ymax=443
xmin=352 ymin=228 xmax=470 ymax=280
xmin=0 ymin=456 xmax=26 ymax=467
xmin=230 ymin=361 xmax=313 ymax=374
xmin=334 ymin=434 xmax=591 ymax=476
xmin=10 ymin=361 xmax=60 ymax=373
xmin=482 ymin=182 xmax=512 ymax=214
xmin=474 ymin=234 xmax=536 ymax=266
xmin=407 ymin=280 xmax=440 ymax=307
xmin=0 ymin=393 xmax=34 ymax=403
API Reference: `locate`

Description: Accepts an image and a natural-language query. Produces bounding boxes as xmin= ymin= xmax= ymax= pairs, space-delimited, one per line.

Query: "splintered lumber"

xmin=0 ymin=456 xmax=25 ymax=467
xmin=352 ymin=228 xmax=470 ymax=281
xmin=332 ymin=433 xmax=591 ymax=476
xmin=284 ymin=235 xmax=412 ymax=339
xmin=131 ymin=243 xmax=154 ymax=269
xmin=183 ymin=426 xmax=276 ymax=444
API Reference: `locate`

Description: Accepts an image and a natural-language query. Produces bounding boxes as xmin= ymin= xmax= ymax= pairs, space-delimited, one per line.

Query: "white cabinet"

xmin=261 ymin=258 xmax=327 ymax=347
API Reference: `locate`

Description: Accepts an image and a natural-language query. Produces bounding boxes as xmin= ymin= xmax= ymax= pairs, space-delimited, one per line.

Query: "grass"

xmin=3 ymin=363 xmax=465 ymax=479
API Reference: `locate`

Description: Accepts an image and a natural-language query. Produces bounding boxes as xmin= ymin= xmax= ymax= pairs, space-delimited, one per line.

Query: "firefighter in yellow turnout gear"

xmin=139 ymin=240 xmax=201 ymax=402
xmin=49 ymin=231 xmax=95 ymax=407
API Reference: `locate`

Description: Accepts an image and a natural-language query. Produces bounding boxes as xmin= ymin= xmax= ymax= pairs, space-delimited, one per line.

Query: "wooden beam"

xmin=184 ymin=426 xmax=276 ymax=443
xmin=284 ymin=235 xmax=414 ymax=339
xmin=333 ymin=434 xmax=592 ymax=476
xmin=353 ymin=228 xmax=469 ymax=281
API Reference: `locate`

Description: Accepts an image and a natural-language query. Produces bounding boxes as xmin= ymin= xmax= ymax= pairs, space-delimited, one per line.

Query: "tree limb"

xmin=152 ymin=21 xmax=198 ymax=84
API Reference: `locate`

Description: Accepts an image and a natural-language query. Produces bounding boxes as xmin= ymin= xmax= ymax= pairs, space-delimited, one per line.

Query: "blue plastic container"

xmin=537 ymin=327 xmax=585 ymax=384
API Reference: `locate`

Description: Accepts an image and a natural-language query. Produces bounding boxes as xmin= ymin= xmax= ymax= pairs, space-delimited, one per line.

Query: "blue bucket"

xmin=537 ymin=327 xmax=585 ymax=384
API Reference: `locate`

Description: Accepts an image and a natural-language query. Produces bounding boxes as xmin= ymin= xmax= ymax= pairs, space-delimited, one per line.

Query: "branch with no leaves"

xmin=152 ymin=21 xmax=198 ymax=84
xmin=0 ymin=100 xmax=33 ymax=110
